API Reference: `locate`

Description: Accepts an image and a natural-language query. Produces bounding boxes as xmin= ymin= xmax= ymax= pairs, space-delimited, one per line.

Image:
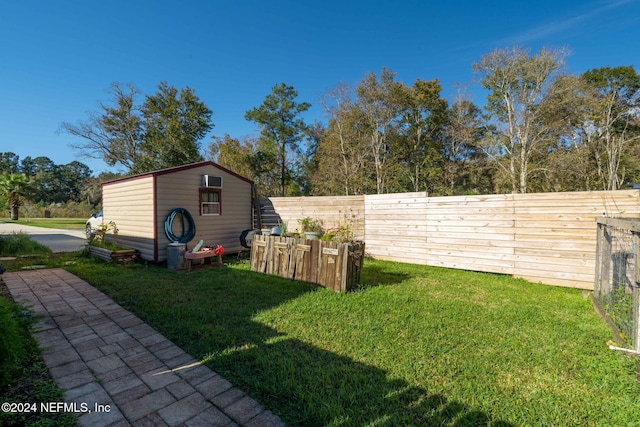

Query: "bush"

xmin=0 ymin=233 xmax=51 ymax=256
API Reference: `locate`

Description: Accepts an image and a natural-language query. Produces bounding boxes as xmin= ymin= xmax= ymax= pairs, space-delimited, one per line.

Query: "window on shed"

xmin=200 ymin=189 xmax=221 ymax=215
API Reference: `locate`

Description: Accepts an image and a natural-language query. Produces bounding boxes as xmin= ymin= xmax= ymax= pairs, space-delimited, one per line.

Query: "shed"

xmin=101 ymin=161 xmax=254 ymax=262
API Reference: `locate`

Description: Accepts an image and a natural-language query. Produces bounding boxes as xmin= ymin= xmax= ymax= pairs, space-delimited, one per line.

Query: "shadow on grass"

xmin=208 ymin=331 xmax=514 ymax=426
xmin=358 ymin=263 xmax=412 ymax=288
xmin=185 ymin=269 xmax=511 ymax=426
xmin=70 ymin=262 xmax=513 ymax=426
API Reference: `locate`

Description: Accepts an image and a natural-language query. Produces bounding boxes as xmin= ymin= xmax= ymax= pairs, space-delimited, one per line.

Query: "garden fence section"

xmin=257 ymin=195 xmax=366 ymax=239
xmin=594 ymin=217 xmax=640 ymax=350
xmin=249 ymin=234 xmax=365 ymax=292
xmin=261 ymin=190 xmax=640 ymax=290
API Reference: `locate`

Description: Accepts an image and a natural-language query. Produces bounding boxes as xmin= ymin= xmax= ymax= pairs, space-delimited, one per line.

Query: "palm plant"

xmin=0 ymin=172 xmax=33 ymax=220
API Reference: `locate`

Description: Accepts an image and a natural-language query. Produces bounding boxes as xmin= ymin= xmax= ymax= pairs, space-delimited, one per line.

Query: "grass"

xmin=65 ymin=258 xmax=640 ymax=426
xmin=0 ymin=232 xmax=89 ymax=272
xmin=0 ymin=233 xmax=76 ymax=426
xmin=2 ymin=218 xmax=86 ymax=229
xmin=0 ymin=233 xmax=52 ymax=257
xmin=0 ymin=291 xmax=76 ymax=427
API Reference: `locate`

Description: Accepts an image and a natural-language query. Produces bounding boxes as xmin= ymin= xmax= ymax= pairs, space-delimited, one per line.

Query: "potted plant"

xmin=320 ymin=223 xmax=354 ymax=243
xmin=87 ymin=221 xmax=136 ymax=262
xmin=299 ymin=217 xmax=323 ymax=240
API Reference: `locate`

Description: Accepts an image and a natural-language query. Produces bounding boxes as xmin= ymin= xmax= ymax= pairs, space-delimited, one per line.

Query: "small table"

xmin=184 ymin=248 xmax=222 ymax=270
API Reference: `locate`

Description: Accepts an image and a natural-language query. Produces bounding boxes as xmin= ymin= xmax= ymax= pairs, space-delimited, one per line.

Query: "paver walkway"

xmin=2 ymin=268 xmax=285 ymax=427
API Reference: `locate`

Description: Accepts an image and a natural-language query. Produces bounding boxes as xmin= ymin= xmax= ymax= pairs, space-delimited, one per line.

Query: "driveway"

xmin=0 ymin=222 xmax=87 ymax=253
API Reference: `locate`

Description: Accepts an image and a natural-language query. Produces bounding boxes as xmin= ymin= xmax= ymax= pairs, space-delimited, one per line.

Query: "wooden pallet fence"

xmin=250 ymin=234 xmax=365 ymax=292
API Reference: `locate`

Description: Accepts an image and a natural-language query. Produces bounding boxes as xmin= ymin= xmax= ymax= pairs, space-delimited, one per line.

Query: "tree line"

xmin=214 ymin=47 xmax=640 ymax=197
xmin=0 ymin=152 xmax=128 ymax=204
xmin=0 ymin=153 xmax=120 ymax=219
xmin=5 ymin=45 xmax=639 ymax=209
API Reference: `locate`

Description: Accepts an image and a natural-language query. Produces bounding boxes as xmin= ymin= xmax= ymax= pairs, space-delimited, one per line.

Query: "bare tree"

xmin=443 ymin=86 xmax=485 ymax=194
xmin=61 ymin=83 xmax=143 ymax=171
xmin=319 ymin=82 xmax=369 ymax=195
xmin=582 ymin=66 xmax=640 ymax=190
xmin=355 ymin=68 xmax=402 ymax=194
xmin=473 ymin=46 xmax=568 ymax=193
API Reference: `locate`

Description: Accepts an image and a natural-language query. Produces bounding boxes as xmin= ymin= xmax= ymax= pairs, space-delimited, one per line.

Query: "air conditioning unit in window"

xmin=202 ymin=175 xmax=223 ymax=188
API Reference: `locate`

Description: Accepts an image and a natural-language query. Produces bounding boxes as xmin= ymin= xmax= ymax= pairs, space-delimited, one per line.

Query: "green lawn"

xmin=0 ymin=294 xmax=75 ymax=427
xmin=66 ymin=259 xmax=640 ymax=426
xmin=2 ymin=218 xmax=86 ymax=229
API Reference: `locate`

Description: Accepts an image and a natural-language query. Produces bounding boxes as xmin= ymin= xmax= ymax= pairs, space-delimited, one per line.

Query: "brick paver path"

xmin=3 ymin=269 xmax=285 ymax=427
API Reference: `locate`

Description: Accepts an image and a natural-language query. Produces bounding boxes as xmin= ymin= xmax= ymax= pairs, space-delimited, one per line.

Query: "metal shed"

xmin=101 ymin=161 xmax=254 ymax=262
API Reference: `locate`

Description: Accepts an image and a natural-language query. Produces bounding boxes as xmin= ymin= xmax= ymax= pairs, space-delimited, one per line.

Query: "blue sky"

xmin=1 ymin=0 xmax=638 ymax=175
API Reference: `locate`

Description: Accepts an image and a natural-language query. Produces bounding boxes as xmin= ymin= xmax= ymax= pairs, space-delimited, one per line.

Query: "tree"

xmin=29 ymin=156 xmax=56 ymax=203
xmin=83 ymin=171 xmax=123 ymax=205
xmin=0 ymin=154 xmax=95 ymax=205
xmin=315 ymin=83 xmax=370 ymax=195
xmin=53 ymin=161 xmax=93 ymax=202
xmin=207 ymin=134 xmax=257 ymax=181
xmin=245 ymin=83 xmax=310 ymax=196
xmin=396 ymin=78 xmax=449 ymax=192
xmin=442 ymin=87 xmax=487 ymax=194
xmin=355 ymin=68 xmax=402 ymax=194
xmin=473 ymin=46 xmax=568 ymax=193
xmin=581 ymin=66 xmax=640 ymax=190
xmin=62 ymin=81 xmax=213 ymax=174
xmin=0 ymin=172 xmax=33 ymax=220
xmin=139 ymin=82 xmax=212 ymax=173
xmin=0 ymin=152 xmax=20 ymax=174
xmin=249 ymin=141 xmax=282 ymax=196
xmin=19 ymin=156 xmax=37 ymax=176
xmin=62 ymin=83 xmax=143 ymax=172
xmin=297 ymin=121 xmax=325 ymax=195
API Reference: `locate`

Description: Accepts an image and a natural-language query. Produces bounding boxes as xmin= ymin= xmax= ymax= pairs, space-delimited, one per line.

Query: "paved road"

xmin=0 ymin=222 xmax=87 ymax=253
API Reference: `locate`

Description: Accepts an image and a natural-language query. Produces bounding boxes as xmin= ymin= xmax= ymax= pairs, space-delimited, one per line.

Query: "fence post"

xmin=595 ymin=221 xmax=603 ymax=293
xmin=634 ymin=231 xmax=640 ymax=351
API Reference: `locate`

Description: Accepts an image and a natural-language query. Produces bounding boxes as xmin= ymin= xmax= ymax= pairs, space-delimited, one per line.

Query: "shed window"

xmin=200 ymin=188 xmax=221 ymax=215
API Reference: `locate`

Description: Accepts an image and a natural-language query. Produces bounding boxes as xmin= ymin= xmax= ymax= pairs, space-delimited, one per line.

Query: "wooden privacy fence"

xmin=262 ymin=190 xmax=640 ymax=290
xmin=258 ymin=195 xmax=366 ymax=239
xmin=250 ymin=234 xmax=365 ymax=292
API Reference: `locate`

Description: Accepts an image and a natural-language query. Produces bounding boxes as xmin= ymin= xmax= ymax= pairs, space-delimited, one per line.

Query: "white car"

xmin=86 ymin=210 xmax=103 ymax=239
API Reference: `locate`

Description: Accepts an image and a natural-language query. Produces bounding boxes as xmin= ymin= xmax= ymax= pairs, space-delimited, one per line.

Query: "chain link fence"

xmin=594 ymin=217 xmax=640 ymax=351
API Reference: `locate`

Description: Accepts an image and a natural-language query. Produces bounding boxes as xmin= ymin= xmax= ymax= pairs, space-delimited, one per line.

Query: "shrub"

xmin=320 ymin=224 xmax=355 ymax=243
xmin=88 ymin=221 xmax=119 ymax=249
xmin=0 ymin=233 xmax=51 ymax=256
xmin=298 ymin=217 xmax=324 ymax=234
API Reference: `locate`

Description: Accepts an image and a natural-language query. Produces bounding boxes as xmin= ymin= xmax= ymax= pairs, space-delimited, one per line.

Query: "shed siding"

xmin=102 ymin=176 xmax=156 ymax=261
xmin=155 ymin=165 xmax=252 ymax=261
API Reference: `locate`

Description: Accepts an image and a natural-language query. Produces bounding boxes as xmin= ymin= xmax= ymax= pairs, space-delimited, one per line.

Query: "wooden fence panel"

xmin=345 ymin=242 xmax=365 ymax=292
xmin=365 ymin=192 xmax=428 ymax=265
xmin=261 ymin=195 xmax=365 ymax=240
xmin=424 ymin=194 xmax=516 ymax=275
xmin=512 ymin=191 xmax=640 ymax=288
xmin=268 ymin=236 xmax=293 ymax=279
xmin=290 ymin=240 xmax=312 ymax=283
xmin=250 ymin=235 xmax=269 ymax=273
xmin=317 ymin=240 xmax=341 ymax=291
xmin=262 ymin=190 xmax=640 ymax=290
